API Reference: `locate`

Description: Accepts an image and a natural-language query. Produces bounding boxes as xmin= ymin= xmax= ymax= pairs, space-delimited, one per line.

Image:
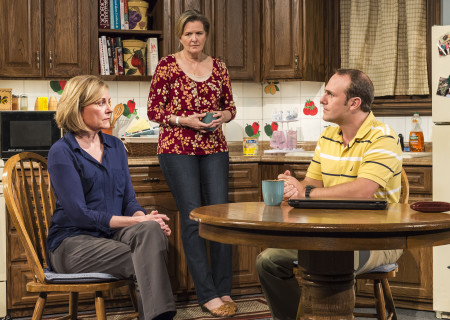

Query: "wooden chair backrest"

xmin=2 ymin=152 xmax=56 ymax=284
xmin=400 ymin=168 xmax=409 ymax=204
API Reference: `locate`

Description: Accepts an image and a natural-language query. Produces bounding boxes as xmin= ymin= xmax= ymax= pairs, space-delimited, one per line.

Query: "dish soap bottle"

xmin=409 ymin=113 xmax=424 ymax=152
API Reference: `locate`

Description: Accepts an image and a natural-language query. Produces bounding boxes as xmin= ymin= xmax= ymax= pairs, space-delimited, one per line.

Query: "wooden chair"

xmin=294 ymin=168 xmax=409 ymax=319
xmin=354 ymin=168 xmax=409 ymax=320
xmin=2 ymin=152 xmax=139 ymax=320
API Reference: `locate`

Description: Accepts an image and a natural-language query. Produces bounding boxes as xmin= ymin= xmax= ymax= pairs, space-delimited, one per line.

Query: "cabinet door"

xmin=44 ymin=0 xmax=91 ymax=77
xmin=165 ymin=0 xmax=214 ymax=56
xmin=403 ymin=166 xmax=432 ymax=203
xmin=213 ymin=0 xmax=260 ymax=81
xmin=0 ymin=0 xmax=42 ymax=77
xmin=261 ymin=0 xmax=302 ymax=80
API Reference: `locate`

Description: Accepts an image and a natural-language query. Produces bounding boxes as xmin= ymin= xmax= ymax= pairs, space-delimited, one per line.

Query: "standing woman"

xmin=147 ymin=9 xmax=237 ymax=318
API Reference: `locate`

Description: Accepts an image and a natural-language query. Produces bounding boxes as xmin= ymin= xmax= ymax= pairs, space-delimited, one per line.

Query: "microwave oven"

xmin=0 ymin=111 xmax=62 ymax=160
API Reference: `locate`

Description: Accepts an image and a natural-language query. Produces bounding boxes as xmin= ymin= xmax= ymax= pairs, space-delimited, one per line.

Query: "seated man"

xmin=256 ymin=69 xmax=403 ymax=320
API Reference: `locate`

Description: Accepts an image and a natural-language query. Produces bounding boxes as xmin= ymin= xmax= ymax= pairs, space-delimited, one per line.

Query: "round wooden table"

xmin=190 ymin=202 xmax=450 ymax=320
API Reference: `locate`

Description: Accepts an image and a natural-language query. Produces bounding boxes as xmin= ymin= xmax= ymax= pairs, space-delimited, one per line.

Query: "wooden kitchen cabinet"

xmin=43 ymin=0 xmax=92 ymax=77
xmin=164 ymin=0 xmax=330 ymax=81
xmin=0 ymin=0 xmax=92 ymax=78
xmin=403 ymin=165 xmax=433 ymax=203
xmin=261 ymin=0 xmax=302 ymax=80
xmin=0 ymin=0 xmax=42 ymax=77
xmin=261 ymin=0 xmax=327 ymax=81
xmin=213 ymin=0 xmax=260 ymax=81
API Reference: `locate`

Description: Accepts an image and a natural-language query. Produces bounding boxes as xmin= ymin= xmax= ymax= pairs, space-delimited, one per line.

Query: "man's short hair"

xmin=335 ymin=69 xmax=374 ymax=112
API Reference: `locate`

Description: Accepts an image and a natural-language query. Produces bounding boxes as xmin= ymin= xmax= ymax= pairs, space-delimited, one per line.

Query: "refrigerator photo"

xmin=432 ymin=25 xmax=450 ymax=319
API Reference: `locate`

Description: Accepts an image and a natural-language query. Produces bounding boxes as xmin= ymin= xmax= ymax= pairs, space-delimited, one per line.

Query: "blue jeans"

xmin=158 ymin=152 xmax=232 ymax=305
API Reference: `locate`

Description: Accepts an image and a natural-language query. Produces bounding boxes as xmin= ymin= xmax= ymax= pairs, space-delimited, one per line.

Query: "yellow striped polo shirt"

xmin=306 ymin=112 xmax=402 ymax=203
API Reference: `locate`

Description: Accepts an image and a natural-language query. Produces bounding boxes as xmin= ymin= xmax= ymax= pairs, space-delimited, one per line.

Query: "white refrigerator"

xmin=0 ymin=163 xmax=6 ymax=318
xmin=432 ymin=25 xmax=450 ymax=318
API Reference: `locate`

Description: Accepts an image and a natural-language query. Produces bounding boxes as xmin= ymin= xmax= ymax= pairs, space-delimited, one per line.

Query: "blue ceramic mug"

xmin=262 ymin=180 xmax=284 ymax=206
xmin=201 ymin=112 xmax=216 ymax=132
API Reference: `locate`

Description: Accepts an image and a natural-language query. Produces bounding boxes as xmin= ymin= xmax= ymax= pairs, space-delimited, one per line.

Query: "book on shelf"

xmin=98 ymin=38 xmax=105 ymax=75
xmin=110 ymin=37 xmax=119 ymax=75
xmin=116 ymin=37 xmax=124 ymax=75
xmin=109 ymin=0 xmax=115 ymax=29
xmin=98 ymin=0 xmax=110 ymax=29
xmin=123 ymin=0 xmax=129 ymax=30
xmin=106 ymin=37 xmax=114 ymax=75
xmin=99 ymin=36 xmax=110 ymax=75
xmin=146 ymin=38 xmax=159 ymax=76
xmin=119 ymin=0 xmax=129 ymax=30
xmin=119 ymin=0 xmax=125 ymax=29
xmin=113 ymin=0 xmax=121 ymax=29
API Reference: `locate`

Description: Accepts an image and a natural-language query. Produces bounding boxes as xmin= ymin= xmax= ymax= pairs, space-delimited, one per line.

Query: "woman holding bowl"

xmin=147 ymin=9 xmax=237 ymax=318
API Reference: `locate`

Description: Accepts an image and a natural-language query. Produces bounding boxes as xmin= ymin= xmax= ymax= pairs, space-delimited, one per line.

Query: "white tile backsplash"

xmin=117 ymin=81 xmax=140 ymax=98
xmin=8 ymin=79 xmax=433 ymax=143
xmin=231 ymin=82 xmax=243 ymax=99
xmin=280 ymin=81 xmax=301 ymax=98
xmin=242 ymin=82 xmax=263 ymax=98
xmin=0 ymin=80 xmax=24 ymax=94
xmin=24 ymin=80 xmax=49 ymax=95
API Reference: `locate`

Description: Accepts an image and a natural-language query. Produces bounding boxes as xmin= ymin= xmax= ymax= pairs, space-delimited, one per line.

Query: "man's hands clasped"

xmin=278 ymin=170 xmax=305 ymax=201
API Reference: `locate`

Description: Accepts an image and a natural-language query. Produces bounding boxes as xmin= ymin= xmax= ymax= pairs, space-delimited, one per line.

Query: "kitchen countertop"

xmin=128 ymin=152 xmax=432 ymax=166
xmin=127 ymin=140 xmax=432 ymax=166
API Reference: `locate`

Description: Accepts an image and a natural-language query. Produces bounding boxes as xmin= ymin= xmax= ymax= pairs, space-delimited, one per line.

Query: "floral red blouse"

xmin=147 ymin=55 xmax=237 ymax=155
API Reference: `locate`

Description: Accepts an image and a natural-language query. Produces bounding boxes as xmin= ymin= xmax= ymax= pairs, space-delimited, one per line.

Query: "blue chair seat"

xmin=364 ymin=263 xmax=398 ymax=274
xmin=43 ymin=269 xmax=119 ymax=284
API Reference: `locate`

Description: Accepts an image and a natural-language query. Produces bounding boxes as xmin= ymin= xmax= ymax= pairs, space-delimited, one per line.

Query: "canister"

xmin=128 ymin=1 xmax=149 ymax=30
xmin=48 ymin=97 xmax=58 ymax=110
xmin=122 ymin=39 xmax=146 ymax=76
xmin=12 ymin=95 xmax=19 ymax=110
xmin=243 ymin=137 xmax=259 ymax=156
xmin=20 ymin=94 xmax=28 ymax=110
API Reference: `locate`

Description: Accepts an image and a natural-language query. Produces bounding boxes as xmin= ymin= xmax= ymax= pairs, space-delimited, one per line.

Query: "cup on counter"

xmin=262 ymin=180 xmax=285 ymax=206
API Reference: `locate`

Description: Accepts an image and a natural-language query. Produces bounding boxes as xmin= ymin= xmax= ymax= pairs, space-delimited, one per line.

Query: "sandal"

xmin=201 ymin=303 xmax=236 ymax=317
xmin=223 ymin=301 xmax=238 ymax=312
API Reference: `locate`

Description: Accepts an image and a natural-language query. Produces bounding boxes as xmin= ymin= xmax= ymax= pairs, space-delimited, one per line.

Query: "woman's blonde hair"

xmin=55 ymin=75 xmax=108 ymax=134
xmin=175 ymin=9 xmax=210 ymax=51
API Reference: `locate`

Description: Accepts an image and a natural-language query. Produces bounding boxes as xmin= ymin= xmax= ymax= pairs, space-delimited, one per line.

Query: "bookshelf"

xmin=95 ymin=0 xmax=164 ymax=81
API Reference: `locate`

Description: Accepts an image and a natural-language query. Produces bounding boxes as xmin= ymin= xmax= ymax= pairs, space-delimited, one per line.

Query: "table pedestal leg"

xmin=296 ymin=250 xmax=355 ymax=320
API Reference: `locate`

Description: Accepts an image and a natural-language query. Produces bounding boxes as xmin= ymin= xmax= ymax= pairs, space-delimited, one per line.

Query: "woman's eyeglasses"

xmin=94 ymin=99 xmax=111 ymax=107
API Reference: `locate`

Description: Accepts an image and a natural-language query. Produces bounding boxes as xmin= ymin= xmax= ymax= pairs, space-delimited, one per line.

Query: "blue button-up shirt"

xmin=46 ymin=131 xmax=145 ymax=252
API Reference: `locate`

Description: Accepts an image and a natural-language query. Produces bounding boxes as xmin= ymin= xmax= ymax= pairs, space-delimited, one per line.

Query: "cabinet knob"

xmin=142 ymin=177 xmax=160 ymax=183
xmin=49 ymin=51 xmax=53 ymax=69
xmin=36 ymin=51 xmax=40 ymax=69
xmin=294 ymin=54 xmax=299 ymax=72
